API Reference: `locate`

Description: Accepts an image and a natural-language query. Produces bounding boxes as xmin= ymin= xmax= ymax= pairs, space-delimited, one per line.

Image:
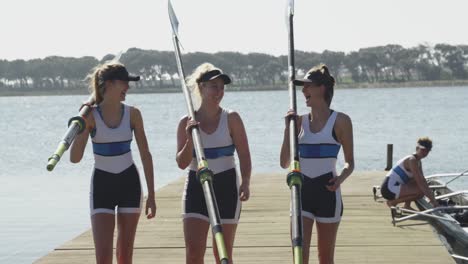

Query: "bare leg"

xmin=316 ymin=221 xmax=340 ymax=264
xmin=301 ymin=217 xmax=314 ymax=264
xmin=387 ymin=181 xmax=424 ymax=207
xmin=92 ymin=213 xmax=115 ymax=264
xmin=403 ymin=201 xmax=416 ymax=210
xmin=387 ymin=194 xmax=421 ymax=207
xmin=212 ymin=223 xmax=237 ymax=264
xmin=116 ymin=213 xmax=140 ymax=264
xmin=184 ymin=218 xmax=210 ymax=264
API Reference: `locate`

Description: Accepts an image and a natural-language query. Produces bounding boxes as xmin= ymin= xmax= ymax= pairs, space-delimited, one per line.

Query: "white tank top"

xmin=387 ymin=155 xmax=414 ymax=184
xmin=91 ymin=104 xmax=134 ymax=174
xmin=298 ymin=111 xmax=341 ymax=179
xmin=188 ymin=108 xmax=236 ymax=174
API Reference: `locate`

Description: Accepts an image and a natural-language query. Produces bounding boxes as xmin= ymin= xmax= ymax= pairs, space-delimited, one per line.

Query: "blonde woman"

xmin=280 ymin=64 xmax=354 ymax=263
xmin=70 ymin=62 xmax=156 ymax=264
xmin=176 ymin=63 xmax=251 ymax=264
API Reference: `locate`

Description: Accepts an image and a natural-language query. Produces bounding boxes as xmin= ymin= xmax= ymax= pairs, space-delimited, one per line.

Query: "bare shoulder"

xmin=129 ymin=106 xmax=143 ymax=126
xmin=129 ymin=105 xmax=141 ymax=116
xmin=407 ymin=155 xmax=418 ymax=165
xmin=336 ymin=111 xmax=352 ymax=124
xmin=84 ymin=107 xmax=96 ymax=130
xmin=406 ymin=155 xmax=420 ymax=169
xmin=227 ymin=110 xmax=242 ymax=122
xmin=179 ymin=114 xmax=189 ymax=124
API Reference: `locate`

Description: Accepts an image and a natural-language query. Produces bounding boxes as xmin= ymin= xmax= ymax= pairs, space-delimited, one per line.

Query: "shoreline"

xmin=1 ymin=79 xmax=468 ymax=97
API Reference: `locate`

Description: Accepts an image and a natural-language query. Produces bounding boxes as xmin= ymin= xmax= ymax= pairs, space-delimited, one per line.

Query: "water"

xmin=1 ymin=86 xmax=467 ymax=263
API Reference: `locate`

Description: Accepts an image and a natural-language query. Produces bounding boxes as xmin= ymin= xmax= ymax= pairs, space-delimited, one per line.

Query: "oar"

xmin=46 ymin=95 xmax=95 ymax=171
xmin=391 ymin=206 xmax=468 ymax=225
xmin=168 ymin=2 xmax=229 ymax=263
xmin=285 ymin=0 xmax=304 ymax=263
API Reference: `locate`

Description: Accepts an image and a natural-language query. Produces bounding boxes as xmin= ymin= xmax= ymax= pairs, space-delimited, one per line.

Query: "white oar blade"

xmin=168 ymin=0 xmax=179 ymax=36
xmin=288 ymin=0 xmax=294 ymax=16
xmin=285 ymin=0 xmax=294 ymax=28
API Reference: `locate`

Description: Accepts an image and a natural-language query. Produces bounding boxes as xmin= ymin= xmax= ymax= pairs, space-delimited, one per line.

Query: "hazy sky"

xmin=2 ymin=0 xmax=467 ymax=60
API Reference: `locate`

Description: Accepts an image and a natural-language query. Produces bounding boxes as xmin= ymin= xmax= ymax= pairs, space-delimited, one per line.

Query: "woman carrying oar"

xmin=176 ymin=63 xmax=251 ymax=264
xmin=70 ymin=62 xmax=157 ymax=264
xmin=280 ymin=64 xmax=354 ymax=263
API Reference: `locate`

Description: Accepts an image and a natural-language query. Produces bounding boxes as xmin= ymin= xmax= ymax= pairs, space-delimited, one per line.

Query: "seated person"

xmin=380 ymin=137 xmax=439 ymax=209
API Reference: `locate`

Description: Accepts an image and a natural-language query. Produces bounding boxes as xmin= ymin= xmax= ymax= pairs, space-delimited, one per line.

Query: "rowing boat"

xmin=374 ymin=169 xmax=468 ymax=262
xmin=416 ymin=171 xmax=468 ymax=263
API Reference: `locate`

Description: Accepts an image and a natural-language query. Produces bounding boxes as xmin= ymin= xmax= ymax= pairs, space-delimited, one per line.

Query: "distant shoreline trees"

xmin=1 ymin=43 xmax=467 ymax=92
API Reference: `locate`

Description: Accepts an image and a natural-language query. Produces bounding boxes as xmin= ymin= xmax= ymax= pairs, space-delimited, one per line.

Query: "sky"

xmin=2 ymin=0 xmax=467 ymax=61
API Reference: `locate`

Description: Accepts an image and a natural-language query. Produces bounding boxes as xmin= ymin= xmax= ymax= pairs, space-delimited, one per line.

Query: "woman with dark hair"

xmin=280 ymin=64 xmax=354 ymax=263
xmin=380 ymin=137 xmax=438 ymax=209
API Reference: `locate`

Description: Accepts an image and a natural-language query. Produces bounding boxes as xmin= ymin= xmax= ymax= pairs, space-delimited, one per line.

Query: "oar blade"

xmin=168 ymin=0 xmax=180 ymax=36
xmin=285 ymin=0 xmax=294 ymax=25
xmin=288 ymin=0 xmax=294 ymax=16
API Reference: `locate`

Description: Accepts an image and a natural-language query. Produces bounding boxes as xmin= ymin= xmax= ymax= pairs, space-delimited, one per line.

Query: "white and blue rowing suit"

xmin=298 ymin=110 xmax=343 ymax=223
xmin=380 ymin=155 xmax=415 ymax=200
xmin=89 ymin=104 xmax=142 ymax=216
xmin=182 ymin=108 xmax=240 ymax=224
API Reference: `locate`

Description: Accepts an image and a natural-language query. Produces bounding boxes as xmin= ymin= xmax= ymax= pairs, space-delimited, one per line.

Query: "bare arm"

xmin=176 ymin=116 xmax=196 ymax=169
xmin=69 ymin=113 xmax=94 ymax=163
xmin=228 ymin=112 xmax=251 ymax=201
xmin=131 ymin=107 xmax=156 ymax=218
xmin=327 ymin=113 xmax=354 ymax=191
xmin=408 ymin=157 xmax=438 ymax=206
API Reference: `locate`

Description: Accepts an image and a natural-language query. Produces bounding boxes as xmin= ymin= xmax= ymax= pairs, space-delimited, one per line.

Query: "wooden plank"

xmin=35 ymin=171 xmax=454 ymax=263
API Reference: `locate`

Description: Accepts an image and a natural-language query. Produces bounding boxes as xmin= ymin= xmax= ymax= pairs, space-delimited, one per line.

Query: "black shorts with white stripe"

xmin=301 ymin=172 xmax=343 ymax=223
xmin=91 ymin=164 xmax=142 ymax=215
xmin=183 ymin=168 xmax=240 ymax=224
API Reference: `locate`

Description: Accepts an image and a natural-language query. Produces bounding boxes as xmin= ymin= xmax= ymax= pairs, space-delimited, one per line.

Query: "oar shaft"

xmin=291 ymin=184 xmax=303 ymax=264
xmin=287 ymin=4 xmax=299 ymax=161
xmin=202 ymin=180 xmax=229 ymax=261
xmin=46 ymin=96 xmax=94 ymax=171
xmin=445 ymin=169 xmax=468 ymax=185
xmin=46 ymin=122 xmax=81 ymax=170
xmin=286 ymin=1 xmax=304 ymax=263
xmin=168 ymin=6 xmax=229 ymax=261
xmin=171 ymin=35 xmax=206 ymax=162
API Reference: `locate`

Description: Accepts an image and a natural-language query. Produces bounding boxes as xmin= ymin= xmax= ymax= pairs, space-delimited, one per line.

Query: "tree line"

xmin=1 ymin=43 xmax=467 ymax=92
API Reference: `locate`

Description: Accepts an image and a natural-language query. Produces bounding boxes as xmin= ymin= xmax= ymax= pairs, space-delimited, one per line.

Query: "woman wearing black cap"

xmin=280 ymin=64 xmax=354 ymax=263
xmin=176 ymin=63 xmax=251 ymax=264
xmin=380 ymin=137 xmax=438 ymax=209
xmin=70 ymin=62 xmax=157 ymax=264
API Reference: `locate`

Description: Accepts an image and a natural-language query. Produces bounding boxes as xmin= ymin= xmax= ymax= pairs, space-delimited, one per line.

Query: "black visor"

xmin=198 ymin=69 xmax=231 ymax=84
xmin=293 ymin=71 xmax=321 ymax=86
xmin=101 ymin=67 xmax=140 ymax=82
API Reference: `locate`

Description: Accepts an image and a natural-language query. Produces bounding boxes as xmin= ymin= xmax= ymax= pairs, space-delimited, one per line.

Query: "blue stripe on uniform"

xmin=93 ymin=140 xmax=132 ymax=156
xmin=393 ymin=166 xmax=410 ymax=184
xmin=299 ymin=144 xmax=340 ymax=159
xmin=194 ymin=144 xmax=236 ymax=159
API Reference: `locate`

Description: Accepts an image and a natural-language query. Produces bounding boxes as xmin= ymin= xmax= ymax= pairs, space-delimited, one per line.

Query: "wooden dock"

xmin=36 ymin=171 xmax=453 ymax=263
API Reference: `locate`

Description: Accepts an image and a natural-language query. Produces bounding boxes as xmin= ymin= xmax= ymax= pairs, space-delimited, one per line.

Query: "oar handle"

xmin=46 ymin=95 xmax=94 ymax=172
xmin=46 ymin=141 xmax=68 ymax=171
xmin=46 ymin=116 xmax=85 ymax=171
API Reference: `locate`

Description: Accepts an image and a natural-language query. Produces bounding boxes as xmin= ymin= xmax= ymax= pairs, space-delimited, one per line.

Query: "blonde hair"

xmin=186 ymin=62 xmax=221 ymax=109
xmin=86 ymin=62 xmax=126 ymax=104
